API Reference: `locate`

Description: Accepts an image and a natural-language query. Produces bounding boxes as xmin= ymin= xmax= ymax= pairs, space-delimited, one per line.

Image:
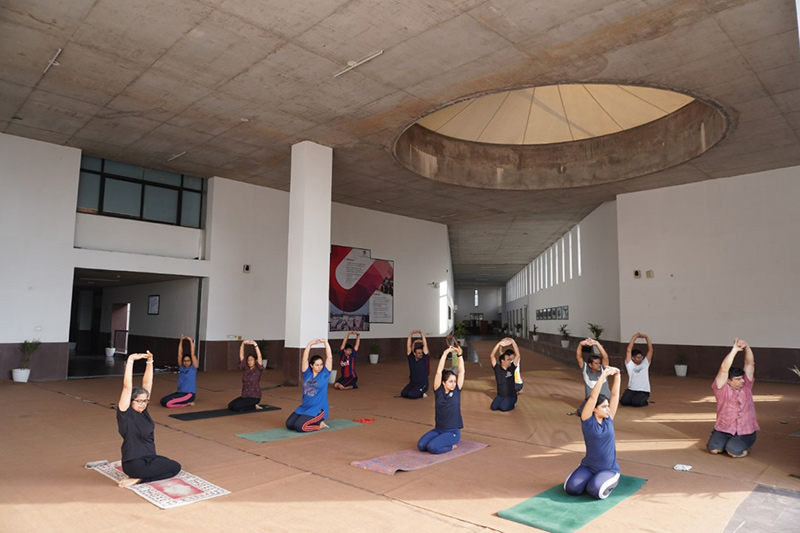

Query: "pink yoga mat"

xmin=351 ymin=440 xmax=489 ymax=475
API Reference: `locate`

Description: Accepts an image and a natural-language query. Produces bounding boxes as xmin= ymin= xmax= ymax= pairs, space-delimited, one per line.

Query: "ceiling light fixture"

xmin=43 ymin=48 xmax=62 ymax=75
xmin=333 ymin=50 xmax=383 ymax=78
xmin=167 ymin=151 xmax=187 ymax=162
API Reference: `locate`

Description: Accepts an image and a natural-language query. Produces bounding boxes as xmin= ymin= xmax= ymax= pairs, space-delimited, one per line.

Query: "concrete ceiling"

xmin=2 ymin=0 xmax=799 ymax=287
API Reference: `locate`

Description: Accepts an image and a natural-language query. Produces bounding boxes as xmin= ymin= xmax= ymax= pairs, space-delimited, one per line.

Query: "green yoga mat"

xmin=236 ymin=419 xmax=363 ymax=442
xmin=498 ymin=475 xmax=647 ymax=533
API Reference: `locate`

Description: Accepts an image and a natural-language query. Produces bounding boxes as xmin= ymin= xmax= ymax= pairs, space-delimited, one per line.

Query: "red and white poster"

xmin=329 ymin=245 xmax=394 ymax=331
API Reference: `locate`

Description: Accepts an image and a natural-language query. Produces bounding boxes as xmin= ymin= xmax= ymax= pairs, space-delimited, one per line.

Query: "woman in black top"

xmin=416 ymin=345 xmax=465 ymax=454
xmin=116 ymin=351 xmax=180 ymax=488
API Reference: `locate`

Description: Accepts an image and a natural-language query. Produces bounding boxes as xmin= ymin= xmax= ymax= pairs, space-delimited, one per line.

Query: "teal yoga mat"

xmin=498 ymin=475 xmax=647 ymax=533
xmin=236 ymin=419 xmax=363 ymax=442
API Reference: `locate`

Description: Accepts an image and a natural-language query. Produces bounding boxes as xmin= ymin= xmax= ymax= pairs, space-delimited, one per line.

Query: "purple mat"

xmin=351 ymin=440 xmax=489 ymax=475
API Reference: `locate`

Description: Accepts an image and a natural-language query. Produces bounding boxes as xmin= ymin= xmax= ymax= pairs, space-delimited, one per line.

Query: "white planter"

xmin=456 ymin=337 xmax=466 ymax=347
xmin=560 ymin=340 xmax=570 ymax=348
xmin=369 ymin=353 xmax=379 ymax=364
xmin=105 ymin=347 xmax=116 ymax=358
xmin=328 ymin=370 xmax=337 ymax=384
xmin=532 ymin=335 xmax=539 ymax=342
xmin=12 ymin=368 xmax=31 ymax=383
xmin=674 ymin=364 xmax=688 ymax=377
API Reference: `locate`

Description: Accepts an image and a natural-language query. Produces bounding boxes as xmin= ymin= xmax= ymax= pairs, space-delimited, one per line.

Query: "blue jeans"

xmin=417 ymin=428 xmax=460 ymax=454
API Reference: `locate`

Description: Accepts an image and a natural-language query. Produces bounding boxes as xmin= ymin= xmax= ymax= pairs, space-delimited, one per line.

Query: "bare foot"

xmin=255 ymin=404 xmax=263 ymax=410
xmin=118 ymin=477 xmax=140 ymax=488
xmin=319 ymin=421 xmax=330 ymax=429
xmin=451 ymin=444 xmax=458 ymax=450
xmin=188 ymin=402 xmax=195 ymax=406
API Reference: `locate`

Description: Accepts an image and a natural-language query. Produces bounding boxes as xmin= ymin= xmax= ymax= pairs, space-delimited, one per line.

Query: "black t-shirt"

xmin=117 ymin=407 xmax=156 ymax=462
xmin=434 ymin=385 xmax=463 ymax=430
xmin=493 ymin=363 xmax=517 ymax=398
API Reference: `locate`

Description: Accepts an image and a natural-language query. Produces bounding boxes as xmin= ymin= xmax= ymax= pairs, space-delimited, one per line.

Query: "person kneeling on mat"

xmin=489 ymin=337 xmax=520 ymax=412
xmin=400 ymin=329 xmax=430 ymax=399
xmin=621 ymin=332 xmax=653 ymax=407
xmin=286 ymin=338 xmax=332 ymax=432
xmin=228 ymin=340 xmax=265 ymax=412
xmin=417 ymin=345 xmax=464 ymax=454
xmin=334 ymin=331 xmax=359 ymax=390
xmin=160 ymin=335 xmax=198 ymax=408
xmin=564 ymin=366 xmax=622 ymax=500
xmin=117 ymin=351 xmax=181 ymax=488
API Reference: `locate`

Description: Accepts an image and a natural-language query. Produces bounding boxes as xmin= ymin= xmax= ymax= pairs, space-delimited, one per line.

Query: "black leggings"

xmin=401 ymin=381 xmax=428 ymax=399
xmin=228 ymin=396 xmax=260 ymax=412
xmin=122 ymin=455 xmax=181 ymax=483
xmin=285 ymin=410 xmax=325 ymax=432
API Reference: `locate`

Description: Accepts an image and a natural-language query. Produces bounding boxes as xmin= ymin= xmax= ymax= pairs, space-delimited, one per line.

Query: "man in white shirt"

xmin=621 ymin=333 xmax=653 ymax=407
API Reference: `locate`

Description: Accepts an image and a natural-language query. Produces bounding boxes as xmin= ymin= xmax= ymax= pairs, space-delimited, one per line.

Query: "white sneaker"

xmin=423 ymin=393 xmax=428 ymax=398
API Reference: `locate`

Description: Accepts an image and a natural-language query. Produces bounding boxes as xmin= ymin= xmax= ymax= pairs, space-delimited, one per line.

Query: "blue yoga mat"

xmin=498 ymin=475 xmax=647 ymax=533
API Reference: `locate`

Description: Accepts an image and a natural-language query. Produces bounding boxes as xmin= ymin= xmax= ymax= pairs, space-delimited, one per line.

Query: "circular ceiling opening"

xmin=394 ymin=84 xmax=728 ymax=191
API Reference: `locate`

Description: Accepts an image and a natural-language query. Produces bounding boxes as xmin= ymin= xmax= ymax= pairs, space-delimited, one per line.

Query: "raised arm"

xmin=249 ymin=340 xmax=264 ymax=367
xmin=339 ymin=332 xmax=351 ymax=352
xmin=457 ymin=354 xmax=465 ymax=389
xmin=625 ymin=333 xmax=637 ymax=365
xmin=741 ymin=339 xmax=754 ymax=381
xmin=118 ymin=352 xmax=149 ymax=411
xmin=489 ymin=339 xmax=503 ymax=367
xmin=178 ymin=335 xmax=185 ymax=366
xmin=406 ymin=330 xmax=416 ymax=354
xmin=609 ymin=367 xmax=621 ymax=418
xmin=352 ymin=331 xmax=360 ymax=352
xmin=324 ymin=340 xmax=333 ymax=371
xmin=642 ymin=333 xmax=653 ymax=362
xmin=595 ymin=340 xmax=609 ymax=367
xmin=142 ymin=350 xmax=154 ymax=395
xmin=715 ymin=339 xmax=743 ymax=389
xmin=510 ymin=338 xmax=521 ymax=366
xmin=301 ymin=339 xmax=314 ymax=373
xmin=576 ymin=339 xmax=590 ymax=368
xmin=239 ymin=340 xmax=246 ymax=362
xmin=188 ymin=336 xmax=198 ymax=368
xmin=433 ymin=348 xmax=453 ymax=390
xmin=419 ymin=331 xmax=429 ymax=353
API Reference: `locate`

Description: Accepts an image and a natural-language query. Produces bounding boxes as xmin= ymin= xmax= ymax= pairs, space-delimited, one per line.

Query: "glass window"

xmin=474 ymin=289 xmax=479 ymax=307
xmin=80 ymin=155 xmax=102 ymax=172
xmin=143 ymin=185 xmax=178 ymax=224
xmin=143 ymin=168 xmax=182 ymax=186
xmin=103 ymin=179 xmax=142 ymax=217
xmin=180 ymin=190 xmax=202 ymax=228
xmin=183 ymin=175 xmax=203 ymax=191
xmin=104 ymin=160 xmax=143 ymax=180
xmin=77 ymin=172 xmax=100 ymax=212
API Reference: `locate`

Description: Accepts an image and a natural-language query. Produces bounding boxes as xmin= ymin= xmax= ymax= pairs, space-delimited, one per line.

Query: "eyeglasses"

xmin=133 ymin=399 xmax=151 ymax=404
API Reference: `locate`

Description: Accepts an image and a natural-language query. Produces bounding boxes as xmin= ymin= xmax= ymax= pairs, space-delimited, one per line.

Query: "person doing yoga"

xmin=621 ymin=332 xmax=654 ymax=407
xmin=160 ymin=335 xmax=198 ymax=408
xmin=707 ymin=338 xmax=759 ymax=458
xmin=564 ymin=366 xmax=622 ymax=500
xmin=228 ymin=340 xmax=265 ymax=412
xmin=116 ymin=351 xmax=181 ymax=488
xmin=286 ymin=338 xmax=333 ymax=432
xmin=489 ymin=337 xmax=521 ymax=412
xmin=400 ymin=329 xmax=430 ymax=399
xmin=334 ymin=331 xmax=359 ymax=390
xmin=417 ymin=345 xmax=465 ymax=454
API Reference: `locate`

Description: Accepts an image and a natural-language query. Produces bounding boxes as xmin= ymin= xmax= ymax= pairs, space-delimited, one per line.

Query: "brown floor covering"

xmin=2 ymin=341 xmax=799 ymax=532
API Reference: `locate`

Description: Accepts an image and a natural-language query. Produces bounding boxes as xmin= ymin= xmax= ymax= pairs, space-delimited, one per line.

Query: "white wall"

xmin=331 ymin=203 xmax=453 ymax=339
xmin=455 ymin=287 xmax=503 ymax=323
xmin=507 ymin=202 xmax=621 ymax=341
xmin=102 ymin=279 xmax=199 ymax=338
xmin=617 ymin=166 xmax=800 ymax=348
xmin=0 ymin=134 xmax=80 ymax=343
xmin=203 ymin=177 xmax=290 ymax=341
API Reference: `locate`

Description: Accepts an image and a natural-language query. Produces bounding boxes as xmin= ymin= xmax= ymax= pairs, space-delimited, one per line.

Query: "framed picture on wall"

xmin=563 ymin=306 xmax=569 ymax=320
xmin=148 ymin=295 xmax=160 ymax=315
xmin=557 ymin=307 xmax=563 ymax=319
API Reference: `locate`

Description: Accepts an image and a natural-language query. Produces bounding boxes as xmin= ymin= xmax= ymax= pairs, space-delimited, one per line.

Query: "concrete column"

xmin=283 ymin=141 xmax=332 ymax=386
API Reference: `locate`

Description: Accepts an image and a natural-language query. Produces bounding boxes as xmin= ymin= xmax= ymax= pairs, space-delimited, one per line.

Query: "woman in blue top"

xmin=286 ymin=338 xmax=333 ymax=432
xmin=564 ymin=366 xmax=622 ymax=499
xmin=417 ymin=344 xmax=465 ymax=454
xmin=160 ymin=335 xmax=198 ymax=408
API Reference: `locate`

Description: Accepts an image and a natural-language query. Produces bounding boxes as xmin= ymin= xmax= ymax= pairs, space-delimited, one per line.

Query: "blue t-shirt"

xmin=408 ymin=353 xmax=429 ymax=385
xmin=296 ymin=367 xmax=331 ymax=418
xmin=580 ymin=416 xmax=619 ymax=473
xmin=177 ymin=365 xmax=197 ymax=393
xmin=434 ymin=385 xmax=463 ymax=430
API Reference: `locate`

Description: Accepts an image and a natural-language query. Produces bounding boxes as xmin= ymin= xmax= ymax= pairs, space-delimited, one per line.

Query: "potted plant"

xmin=514 ymin=323 xmax=522 ymax=337
xmin=13 ymin=339 xmax=41 ymax=383
xmin=531 ymin=324 xmax=539 ymax=342
xmin=105 ymin=333 xmax=116 ymax=358
xmin=675 ymin=354 xmax=688 ymax=377
xmin=588 ymin=323 xmax=604 ymax=353
xmin=369 ymin=341 xmax=380 ymax=364
xmin=558 ymin=324 xmax=570 ymax=348
xmin=454 ymin=322 xmax=468 ymax=346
